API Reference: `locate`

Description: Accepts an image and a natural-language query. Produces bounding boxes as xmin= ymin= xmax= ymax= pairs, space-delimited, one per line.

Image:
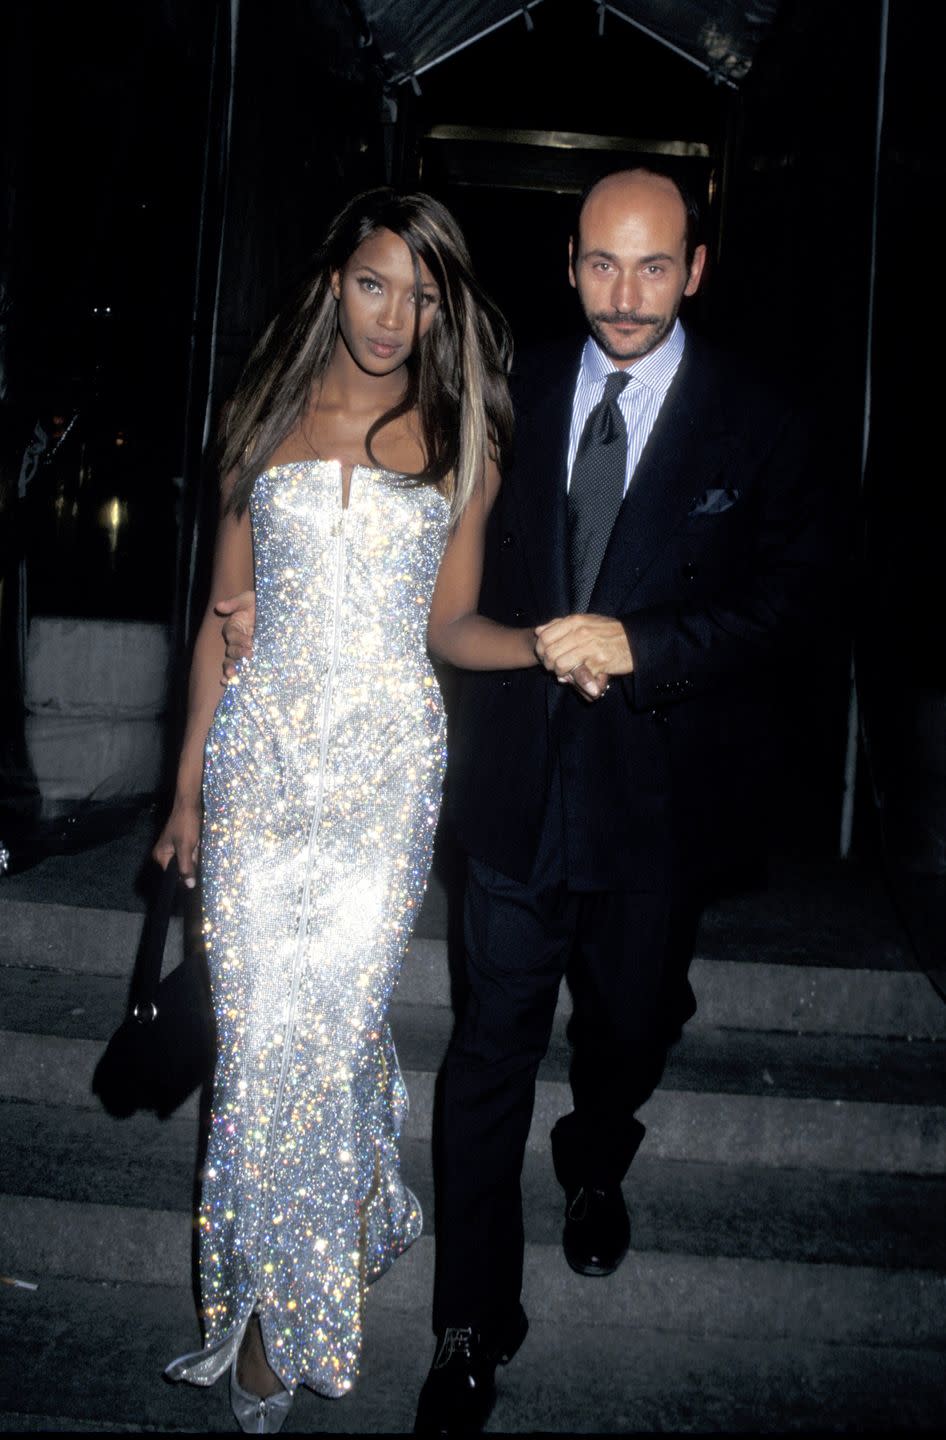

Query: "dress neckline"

xmin=265 ymin=459 xmax=404 ymax=477
xmin=262 ymin=458 xmax=450 ymax=514
xmin=265 ymin=457 xmax=402 ymax=512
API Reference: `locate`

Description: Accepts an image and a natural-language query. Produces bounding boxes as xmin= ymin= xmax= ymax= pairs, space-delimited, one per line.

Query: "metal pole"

xmin=170 ymin=0 xmax=240 ymax=665
xmin=839 ymin=0 xmax=889 ymax=858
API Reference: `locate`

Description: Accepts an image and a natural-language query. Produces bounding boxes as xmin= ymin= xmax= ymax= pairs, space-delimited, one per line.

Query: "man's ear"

xmin=685 ymin=244 xmax=707 ymax=298
xmin=568 ymin=237 xmax=577 ymax=291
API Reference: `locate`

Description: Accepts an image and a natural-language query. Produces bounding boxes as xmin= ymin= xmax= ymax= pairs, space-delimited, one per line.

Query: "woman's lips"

xmin=367 ymin=338 xmax=402 ymax=359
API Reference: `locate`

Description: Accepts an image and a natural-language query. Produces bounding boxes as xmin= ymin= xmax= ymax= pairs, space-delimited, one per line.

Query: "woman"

xmin=154 ymin=188 xmax=540 ymax=1432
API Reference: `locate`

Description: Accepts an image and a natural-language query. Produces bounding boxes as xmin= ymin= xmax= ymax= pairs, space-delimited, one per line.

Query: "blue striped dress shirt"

xmin=566 ymin=318 xmax=686 ymax=496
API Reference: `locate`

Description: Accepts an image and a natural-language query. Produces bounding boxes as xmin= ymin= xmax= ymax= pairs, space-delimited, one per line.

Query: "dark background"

xmin=0 ymin=0 xmax=941 ymax=871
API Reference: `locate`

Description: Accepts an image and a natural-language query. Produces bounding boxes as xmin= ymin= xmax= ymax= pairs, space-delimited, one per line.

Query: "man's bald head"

xmin=576 ymin=166 xmax=702 ymax=268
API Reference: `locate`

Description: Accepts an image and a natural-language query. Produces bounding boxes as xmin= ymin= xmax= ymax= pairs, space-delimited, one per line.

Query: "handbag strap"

xmin=129 ymin=856 xmax=181 ymax=1021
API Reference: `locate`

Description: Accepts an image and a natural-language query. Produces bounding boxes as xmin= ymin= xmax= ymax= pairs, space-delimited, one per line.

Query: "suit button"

xmin=682 ymin=561 xmax=697 ymax=580
xmin=500 ymin=678 xmax=512 ymax=689
xmin=513 ymin=608 xmax=524 ymax=622
xmin=501 ymin=532 xmax=514 ymax=549
xmin=651 ymin=708 xmax=669 ymax=726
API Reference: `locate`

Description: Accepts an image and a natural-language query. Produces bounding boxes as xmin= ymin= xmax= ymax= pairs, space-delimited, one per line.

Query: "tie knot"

xmin=603 ymin=371 xmax=630 ymax=404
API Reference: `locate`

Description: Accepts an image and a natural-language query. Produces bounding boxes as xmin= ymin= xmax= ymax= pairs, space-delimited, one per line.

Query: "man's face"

xmin=569 ymin=172 xmax=706 ymax=367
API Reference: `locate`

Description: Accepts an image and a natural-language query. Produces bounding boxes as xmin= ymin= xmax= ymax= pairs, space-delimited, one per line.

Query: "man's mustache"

xmin=595 ymin=311 xmax=662 ymax=327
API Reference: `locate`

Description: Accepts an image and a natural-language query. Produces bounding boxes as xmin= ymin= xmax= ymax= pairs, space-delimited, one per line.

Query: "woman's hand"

xmin=555 ymin=660 xmax=610 ymax=702
xmin=152 ymin=799 xmax=202 ymax=889
xmin=216 ymin=590 xmax=256 ymax=680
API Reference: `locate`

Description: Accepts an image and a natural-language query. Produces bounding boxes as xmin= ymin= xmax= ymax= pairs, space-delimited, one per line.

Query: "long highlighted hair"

xmin=221 ymin=188 xmax=513 ymax=524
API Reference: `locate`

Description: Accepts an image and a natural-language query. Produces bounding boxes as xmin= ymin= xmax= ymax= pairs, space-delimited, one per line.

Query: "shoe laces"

xmin=434 ymin=1326 xmax=474 ymax=1369
xmin=567 ymin=1186 xmax=589 ymax=1221
xmin=568 ymin=1183 xmax=616 ymax=1214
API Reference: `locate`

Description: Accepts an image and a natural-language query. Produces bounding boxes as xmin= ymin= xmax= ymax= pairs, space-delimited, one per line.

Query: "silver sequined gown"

xmin=167 ymin=461 xmax=449 ymax=1398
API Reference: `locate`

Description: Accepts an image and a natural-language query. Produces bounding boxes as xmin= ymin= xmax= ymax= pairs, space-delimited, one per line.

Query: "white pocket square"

xmin=689 ymin=486 xmax=740 ymax=517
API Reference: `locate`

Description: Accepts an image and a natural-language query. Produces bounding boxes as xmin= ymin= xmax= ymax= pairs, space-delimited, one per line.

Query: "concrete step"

xmin=4 ymin=1018 xmax=944 ymax=1178
xmin=2 ymin=964 xmax=943 ymax=1104
xmin=1 ymin=1273 xmax=943 ymax=1433
xmin=0 ymin=858 xmax=941 ymax=1432
xmin=3 ymin=1100 xmax=943 ymax=1272
xmin=0 ymin=817 xmax=916 ymax=969
xmin=3 ymin=1197 xmax=944 ymax=1352
xmin=2 ymin=1026 xmax=942 ymax=1173
xmin=2 ymin=899 xmax=943 ymax=1039
xmin=694 ymin=857 xmax=918 ymax=972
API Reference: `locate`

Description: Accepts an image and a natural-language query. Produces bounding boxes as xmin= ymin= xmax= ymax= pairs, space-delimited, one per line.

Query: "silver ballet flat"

xmin=229 ymin=1357 xmax=294 ymax=1434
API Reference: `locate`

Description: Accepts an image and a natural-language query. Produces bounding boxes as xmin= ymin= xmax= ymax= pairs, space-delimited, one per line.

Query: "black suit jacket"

xmin=447 ymin=332 xmax=830 ymax=890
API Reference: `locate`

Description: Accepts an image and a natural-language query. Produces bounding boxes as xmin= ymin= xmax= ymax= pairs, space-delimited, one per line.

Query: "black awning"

xmin=356 ymin=0 xmax=782 ymax=89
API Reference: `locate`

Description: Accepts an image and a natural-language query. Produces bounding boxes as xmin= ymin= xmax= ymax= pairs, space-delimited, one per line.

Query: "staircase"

xmin=1 ymin=821 xmax=944 ymax=1433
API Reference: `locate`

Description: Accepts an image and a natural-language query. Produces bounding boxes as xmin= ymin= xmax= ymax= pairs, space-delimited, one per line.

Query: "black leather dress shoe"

xmin=414 ymin=1306 xmax=528 ymax=1435
xmin=562 ymin=1184 xmax=630 ymax=1276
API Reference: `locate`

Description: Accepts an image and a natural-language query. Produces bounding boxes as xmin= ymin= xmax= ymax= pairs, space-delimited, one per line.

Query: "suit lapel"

xmin=590 ymin=336 xmax=729 ymax=614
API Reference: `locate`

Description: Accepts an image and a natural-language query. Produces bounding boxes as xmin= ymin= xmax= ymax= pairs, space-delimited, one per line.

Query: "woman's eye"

xmin=357 ymin=276 xmax=382 ymax=293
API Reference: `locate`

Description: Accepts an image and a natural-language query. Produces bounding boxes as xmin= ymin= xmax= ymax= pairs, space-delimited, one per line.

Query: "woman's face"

xmin=331 ymin=227 xmax=441 ymax=376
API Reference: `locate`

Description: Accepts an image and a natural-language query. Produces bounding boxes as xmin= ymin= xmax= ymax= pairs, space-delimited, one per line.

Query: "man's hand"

xmin=216 ymin=589 xmax=256 ymax=680
xmin=534 ymin=614 xmax=633 ymax=699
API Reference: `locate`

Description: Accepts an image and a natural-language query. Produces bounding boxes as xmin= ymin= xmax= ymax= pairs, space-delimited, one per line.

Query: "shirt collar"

xmin=580 ymin=317 xmax=686 ymax=399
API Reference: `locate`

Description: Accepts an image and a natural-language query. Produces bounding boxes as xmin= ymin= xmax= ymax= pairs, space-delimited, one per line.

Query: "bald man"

xmin=415 ymin=166 xmax=828 ymax=1433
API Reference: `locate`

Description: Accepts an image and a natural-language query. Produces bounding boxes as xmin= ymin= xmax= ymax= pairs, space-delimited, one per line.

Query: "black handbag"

xmin=92 ymin=857 xmax=216 ymax=1119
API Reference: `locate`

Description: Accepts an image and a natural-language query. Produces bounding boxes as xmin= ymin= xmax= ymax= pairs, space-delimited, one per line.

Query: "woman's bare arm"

xmin=152 ymin=482 xmax=253 ymax=882
xmin=427 ymin=462 xmax=537 ymax=671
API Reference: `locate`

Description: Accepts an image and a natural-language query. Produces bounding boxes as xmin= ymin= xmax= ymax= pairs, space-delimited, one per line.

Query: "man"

xmin=221 ymin=166 xmax=828 ymax=1434
xmin=412 ymin=165 xmax=828 ymax=1434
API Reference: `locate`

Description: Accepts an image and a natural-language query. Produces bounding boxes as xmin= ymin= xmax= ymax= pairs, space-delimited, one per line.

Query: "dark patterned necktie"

xmin=567 ymin=370 xmax=630 ymax=612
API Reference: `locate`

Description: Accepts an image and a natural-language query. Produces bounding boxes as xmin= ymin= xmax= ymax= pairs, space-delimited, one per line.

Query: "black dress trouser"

xmin=432 ymin=786 xmax=698 ymax=1331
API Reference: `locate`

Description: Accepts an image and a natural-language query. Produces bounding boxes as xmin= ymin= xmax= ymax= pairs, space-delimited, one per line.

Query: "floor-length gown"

xmin=166 ymin=460 xmax=450 ymax=1397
